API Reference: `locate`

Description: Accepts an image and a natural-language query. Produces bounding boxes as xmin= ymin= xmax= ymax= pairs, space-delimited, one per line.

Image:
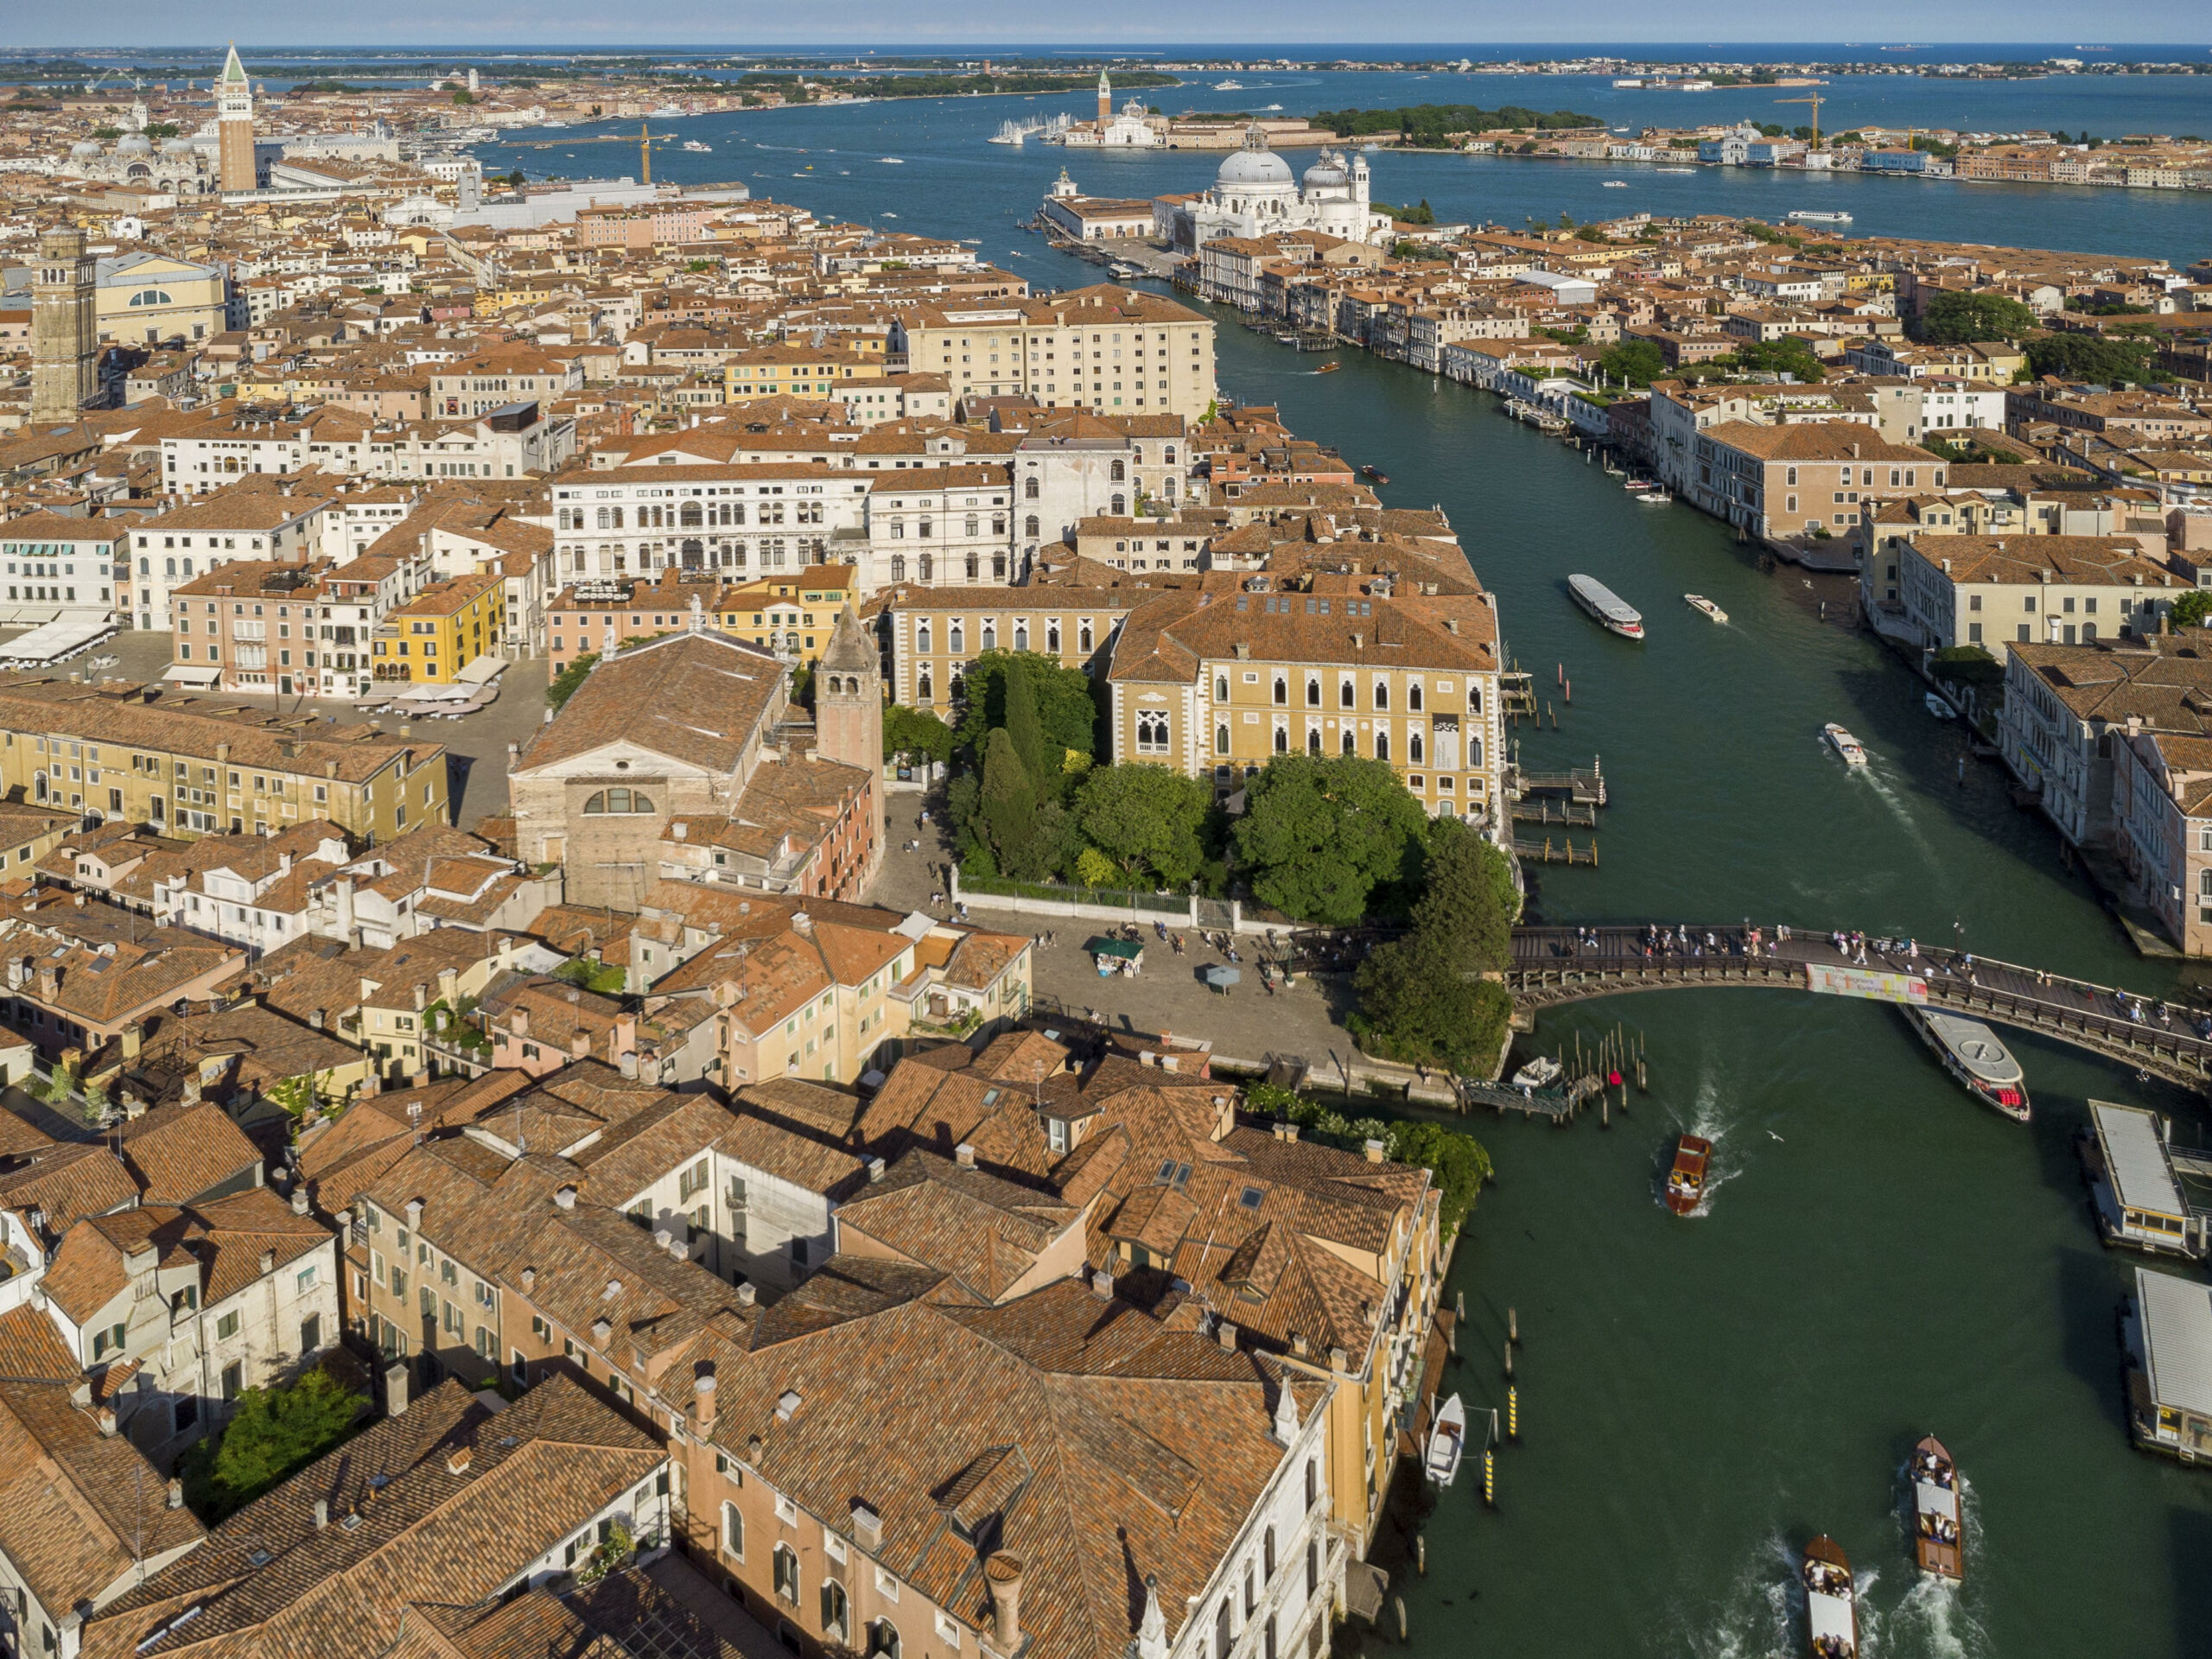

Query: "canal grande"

xmin=481 ymin=86 xmax=2212 ymax=1656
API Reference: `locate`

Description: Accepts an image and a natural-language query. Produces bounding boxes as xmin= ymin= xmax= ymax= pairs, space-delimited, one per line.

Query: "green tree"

xmin=2024 ymin=331 xmax=2157 ymax=385
xmin=2171 ymin=590 xmax=2212 ymax=630
xmin=953 ymin=651 xmax=1098 ymax=770
xmin=1074 ymin=847 xmax=1119 ymax=887
xmin=1410 ymin=817 xmax=1519 ymax=974
xmin=1350 ymin=935 xmax=1515 ymax=1074
xmin=180 ymin=1368 xmax=366 ymax=1520
xmin=547 ymin=652 xmax=598 ymax=711
xmin=1001 ymin=654 xmax=1050 ymax=794
xmin=1384 ymin=1119 xmax=1495 ymax=1239
xmin=1919 ymin=289 xmax=2037 ymax=346
xmin=883 ymin=704 xmax=955 ymax=765
xmin=978 ymin=728 xmax=1037 ymax=875
xmin=1231 ymin=755 xmax=1427 ymax=926
xmin=1073 ymin=764 xmax=1209 ymax=887
xmin=1599 ymin=340 xmax=1667 ymax=386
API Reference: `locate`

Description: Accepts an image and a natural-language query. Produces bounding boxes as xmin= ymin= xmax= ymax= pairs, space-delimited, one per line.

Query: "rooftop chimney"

xmin=554 ymin=1185 xmax=577 ymax=1211
xmin=1090 ymin=1268 xmax=1113 ymax=1300
xmin=168 ymin=1478 xmax=185 ymax=1510
xmin=736 ymin=1282 xmax=758 ymax=1307
xmin=851 ymin=1501 xmax=882 ymax=1550
xmin=956 ymin=1142 xmax=976 ymax=1169
xmin=313 ymin=1498 xmax=328 ymax=1528
xmin=695 ymin=1363 xmax=719 ymax=1432
xmin=986 ymin=1554 xmax=1025 ymax=1652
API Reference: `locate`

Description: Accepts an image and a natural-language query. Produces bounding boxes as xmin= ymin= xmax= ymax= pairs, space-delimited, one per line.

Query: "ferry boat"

xmin=1569 ymin=575 xmax=1644 ymax=640
xmin=1788 ymin=209 xmax=1855 ymax=224
xmin=1802 ymin=1536 xmax=1859 ymax=1658
xmin=1924 ymin=691 xmax=1955 ymax=719
xmin=1656 ymin=165 xmax=1696 ymax=173
xmin=1663 ymin=1134 xmax=1713 ymax=1216
xmin=1684 ymin=594 xmax=1727 ymax=623
xmin=1905 ymin=1007 xmax=2031 ymax=1122
xmin=1909 ymin=1436 xmax=1964 ymax=1582
xmin=1108 ymin=261 xmax=1144 ymax=280
xmin=1426 ymin=1394 xmax=1466 ymax=1486
xmin=1214 ymin=79 xmax=1246 ymax=90
xmin=1637 ymin=488 xmax=1673 ymax=504
xmin=1823 ymin=723 xmax=1868 ymax=767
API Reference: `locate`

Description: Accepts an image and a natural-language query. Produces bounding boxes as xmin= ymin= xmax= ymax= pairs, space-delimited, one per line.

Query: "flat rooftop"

xmin=2139 ymin=1266 xmax=2212 ymax=1418
xmin=2094 ymin=1100 xmax=2185 ymax=1219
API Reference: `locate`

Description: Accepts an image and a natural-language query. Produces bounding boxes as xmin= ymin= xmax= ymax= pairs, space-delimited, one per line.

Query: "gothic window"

xmin=1273 ymin=677 xmax=1287 ymax=706
xmin=981 ymin=620 xmax=997 ymax=650
xmin=1274 ymin=725 xmax=1287 ymax=753
xmin=1341 ymin=729 xmax=1355 ymax=756
xmin=1339 ymin=679 xmax=1354 ymax=709
xmin=1375 ymin=731 xmax=1389 ymax=762
xmin=1216 ymin=675 xmax=1230 ymax=701
xmin=1079 ymin=621 xmax=1094 ymax=652
xmin=1409 ymin=731 xmax=1424 ymax=765
xmin=1306 ymin=677 xmax=1320 ymax=708
xmin=1216 ymin=723 xmax=1230 ymax=755
xmin=1306 ymin=728 xmax=1321 ymax=756
xmin=1135 ymin=711 xmax=1170 ymax=753
xmin=1408 ymin=682 xmax=1423 ymax=712
xmin=915 ymin=619 xmax=930 ymax=652
xmin=1046 ymin=622 xmax=1061 ymax=652
xmin=1373 ymin=680 xmax=1389 ymax=710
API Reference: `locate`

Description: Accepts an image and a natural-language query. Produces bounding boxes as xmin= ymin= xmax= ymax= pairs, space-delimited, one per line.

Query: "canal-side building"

xmin=2113 ymin=727 xmax=2212 ymax=956
xmin=1897 ymin=535 xmax=2186 ymax=661
xmin=890 ymin=284 xmax=1219 ymax=421
xmin=1103 ymin=572 xmax=1507 ymax=827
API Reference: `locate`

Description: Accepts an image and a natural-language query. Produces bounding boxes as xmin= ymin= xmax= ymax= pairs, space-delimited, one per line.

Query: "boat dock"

xmin=1511 ymin=799 xmax=1598 ymax=828
xmin=1515 ymin=762 xmax=1608 ymax=806
xmin=1456 ymin=1073 xmax=1604 ymax=1122
xmin=1513 ymin=836 xmax=1599 ymax=866
xmin=2083 ymin=1101 xmax=2212 ymax=1259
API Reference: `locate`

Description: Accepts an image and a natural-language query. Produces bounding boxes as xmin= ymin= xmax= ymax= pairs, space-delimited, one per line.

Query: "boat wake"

xmin=1886 ymin=1572 xmax=1986 ymax=1659
xmin=1858 ymin=763 xmax=1942 ymax=868
xmin=1660 ymin=1076 xmax=1738 ymax=1216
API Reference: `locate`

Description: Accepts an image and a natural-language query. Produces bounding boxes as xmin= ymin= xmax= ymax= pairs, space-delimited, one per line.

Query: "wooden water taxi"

xmin=1569 ymin=574 xmax=1644 ymax=639
xmin=1822 ymin=723 xmax=1868 ymax=767
xmin=1802 ymin=1535 xmax=1859 ymax=1658
xmin=1905 ymin=1006 xmax=2031 ymax=1122
xmin=1426 ymin=1394 xmax=1466 ymax=1486
xmin=1909 ymin=1436 xmax=1963 ymax=1582
xmin=1663 ymin=1134 xmax=1712 ymax=1216
xmin=1313 ymin=361 xmax=1341 ymax=373
xmin=1685 ymin=594 xmax=1727 ymax=623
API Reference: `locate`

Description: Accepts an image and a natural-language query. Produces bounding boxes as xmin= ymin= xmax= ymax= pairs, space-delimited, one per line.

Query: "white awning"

xmin=160 ymin=663 xmax=222 ymax=686
xmin=454 ymin=653 xmax=505 ymax=685
xmin=0 ymin=615 xmax=116 ymax=664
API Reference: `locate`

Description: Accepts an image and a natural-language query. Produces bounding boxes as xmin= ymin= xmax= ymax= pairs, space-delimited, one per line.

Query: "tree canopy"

xmin=1073 ymin=765 xmax=1210 ymax=889
xmin=1599 ymin=339 xmax=1667 ymax=386
xmin=1316 ymin=103 xmax=1599 ymax=147
xmin=883 ymin=704 xmax=955 ymax=765
xmin=1348 ymin=818 xmax=1519 ymax=1072
xmin=1918 ymin=289 xmax=2037 ymax=346
xmin=2024 ymin=331 xmax=2158 ymax=385
xmin=952 ymin=651 xmax=1098 ymax=769
xmin=180 ymin=1367 xmax=366 ymax=1521
xmin=2171 ymin=590 xmax=2212 ymax=630
xmin=1230 ymin=755 xmax=1427 ymax=925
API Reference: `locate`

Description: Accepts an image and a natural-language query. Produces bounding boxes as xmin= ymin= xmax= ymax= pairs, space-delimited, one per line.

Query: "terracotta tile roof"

xmin=516 ymin=631 xmax=785 ymax=778
xmin=0 ymin=1142 xmax=139 ymax=1235
xmin=118 ymin=1101 xmax=264 ymax=1205
xmin=0 ymin=1303 xmax=79 ymax=1381
xmin=85 ymin=1376 xmax=664 ymax=1659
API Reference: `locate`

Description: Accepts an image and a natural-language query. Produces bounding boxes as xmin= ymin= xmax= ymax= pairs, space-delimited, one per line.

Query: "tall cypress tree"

xmin=980 ymin=728 xmax=1036 ymax=873
xmin=1002 ymin=654 xmax=1051 ymax=796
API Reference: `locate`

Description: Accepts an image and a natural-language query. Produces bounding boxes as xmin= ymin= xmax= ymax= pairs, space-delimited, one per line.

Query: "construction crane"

xmin=1775 ymin=91 xmax=1824 ymax=148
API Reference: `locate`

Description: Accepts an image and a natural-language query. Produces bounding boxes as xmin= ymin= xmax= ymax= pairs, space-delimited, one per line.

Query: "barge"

xmin=2079 ymin=1100 xmax=2203 ymax=1258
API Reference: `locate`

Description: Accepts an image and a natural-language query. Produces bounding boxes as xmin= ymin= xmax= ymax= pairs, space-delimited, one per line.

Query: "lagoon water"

xmin=478 ymin=74 xmax=2212 ymax=1655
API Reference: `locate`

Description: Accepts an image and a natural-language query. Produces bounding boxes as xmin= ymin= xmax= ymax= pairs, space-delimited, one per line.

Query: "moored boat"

xmin=1905 ymin=1006 xmax=2031 ymax=1122
xmin=1636 ymin=488 xmax=1672 ymax=504
xmin=1684 ymin=594 xmax=1727 ymax=623
xmin=1802 ymin=1535 xmax=1859 ymax=1658
xmin=1924 ymin=691 xmax=1955 ymax=720
xmin=1909 ymin=1435 xmax=1964 ymax=1581
xmin=1663 ymin=1134 xmax=1713 ymax=1215
xmin=1426 ymin=1393 xmax=1466 ymax=1485
xmin=1361 ymin=464 xmax=1390 ymax=484
xmin=1510 ymin=1055 xmax=1562 ymax=1090
xmin=1823 ymin=723 xmax=1868 ymax=767
xmin=1569 ymin=574 xmax=1644 ymax=639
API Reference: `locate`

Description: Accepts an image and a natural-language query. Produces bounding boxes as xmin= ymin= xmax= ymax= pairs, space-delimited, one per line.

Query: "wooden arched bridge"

xmin=1508 ymin=925 xmax=2212 ymax=1089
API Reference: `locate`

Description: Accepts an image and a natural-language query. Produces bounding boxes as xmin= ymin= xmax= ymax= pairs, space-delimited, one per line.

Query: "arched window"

xmin=1306 ymin=1539 xmax=1319 ymax=1597
xmin=1339 ymin=679 xmax=1354 ymax=709
xmin=868 ymin=1620 xmax=901 ymax=1659
xmin=1373 ymin=681 xmax=1389 ymax=710
xmin=595 ymin=507 xmax=612 ymax=530
xmin=964 ymin=516 xmax=980 ymax=538
xmin=1046 ymin=622 xmax=1061 ymax=652
xmin=891 ymin=556 xmax=906 ymax=584
xmin=918 ymin=518 xmax=934 ymax=539
xmin=1023 ymin=476 xmax=1039 ymax=499
xmin=1263 ymin=1527 xmax=1276 ymax=1580
xmin=1273 ymin=725 xmax=1287 ymax=753
xmin=1214 ymin=1599 xmax=1232 ymax=1659
xmin=1409 ymin=731 xmax=1424 ymax=765
xmin=126 ymin=289 xmax=174 ymax=308
xmin=1273 ymin=677 xmax=1287 ymax=706
xmin=1015 ymin=623 xmax=1029 ymax=652
xmin=1216 ymin=675 xmax=1230 ymax=701
xmin=721 ymin=1502 xmax=745 ymax=1560
xmin=773 ymin=1544 xmax=800 ymax=1605
xmin=1216 ymin=723 xmax=1230 ymax=755
xmin=680 ymin=500 xmax=703 ymax=527
xmin=918 ymin=671 xmax=933 ymax=702
xmin=1306 ymin=728 xmax=1320 ymax=756
xmin=1468 ymin=685 xmax=1484 ymax=715
xmin=820 ymin=1580 xmax=849 ymax=1641
xmin=966 ymin=553 xmax=979 ymax=581
xmin=1264 ymin=1617 xmax=1277 ymax=1659
xmin=582 ymin=788 xmax=656 ymax=815
xmin=1110 ymin=495 xmax=1126 ymax=517
xmin=918 ymin=554 xmax=934 ymax=582
xmin=1165 ymin=445 xmax=1178 ymax=464
xmin=1025 ymin=515 xmax=1041 ymax=539
xmin=1305 ymin=1459 xmax=1318 ymax=1508
xmin=949 ymin=620 xmax=964 ymax=652
xmin=1135 ymin=711 xmax=1170 ymax=753
xmin=1340 ymin=729 xmax=1355 ymax=756
xmin=1305 ymin=678 xmax=1320 ymax=708
xmin=916 ymin=620 xmax=931 ymax=652
xmin=1470 ymin=736 xmax=1484 ymax=768
xmin=1110 ymin=460 xmax=1126 ymax=482
xmin=1408 ymin=683 xmax=1423 ymax=712
xmin=981 ymin=620 xmax=996 ymax=650
xmin=1375 ymin=731 xmax=1389 ymax=762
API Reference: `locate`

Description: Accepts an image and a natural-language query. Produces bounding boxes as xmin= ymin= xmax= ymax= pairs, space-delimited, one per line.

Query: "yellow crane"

xmin=640 ymin=120 xmax=652 ymax=185
xmin=1774 ymin=91 xmax=1824 ymax=148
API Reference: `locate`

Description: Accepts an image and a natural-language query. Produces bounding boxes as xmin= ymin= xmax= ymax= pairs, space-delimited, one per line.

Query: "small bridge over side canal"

xmin=1508 ymin=925 xmax=2212 ymax=1089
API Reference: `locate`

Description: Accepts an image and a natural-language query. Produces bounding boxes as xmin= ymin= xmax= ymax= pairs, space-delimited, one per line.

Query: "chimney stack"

xmin=985 ymin=1554 xmax=1025 ymax=1652
xmin=694 ymin=1363 xmax=718 ymax=1432
xmin=168 ymin=1478 xmax=185 ymax=1510
xmin=313 ymin=1498 xmax=328 ymax=1527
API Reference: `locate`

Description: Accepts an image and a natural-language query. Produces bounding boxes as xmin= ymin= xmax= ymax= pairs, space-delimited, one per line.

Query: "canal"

xmin=482 ymin=86 xmax=2212 ymax=1656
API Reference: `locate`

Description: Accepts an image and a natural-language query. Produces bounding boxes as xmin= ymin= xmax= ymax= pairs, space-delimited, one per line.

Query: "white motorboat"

xmin=1569 ymin=574 xmax=1644 ymax=640
xmin=682 ymin=140 xmax=711 ymax=153
xmin=1602 ymin=179 xmax=1628 ymax=187
xmin=1214 ymin=79 xmax=1246 ymax=90
xmin=878 ymin=157 xmax=905 ymax=164
xmin=1824 ymin=723 xmax=1869 ymax=767
xmin=1656 ymin=166 xmax=1696 ymax=173
xmin=1637 ymin=488 xmax=1673 ymax=504
xmin=1685 ymin=594 xmax=1728 ymax=624
xmin=1924 ymin=691 xmax=1955 ymax=720
xmin=1510 ymin=1055 xmax=1562 ymax=1090
xmin=1426 ymin=1394 xmax=1466 ymax=1486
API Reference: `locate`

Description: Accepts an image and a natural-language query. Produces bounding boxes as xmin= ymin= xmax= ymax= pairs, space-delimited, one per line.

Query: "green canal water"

xmin=1236 ymin=336 xmax=2212 ymax=1656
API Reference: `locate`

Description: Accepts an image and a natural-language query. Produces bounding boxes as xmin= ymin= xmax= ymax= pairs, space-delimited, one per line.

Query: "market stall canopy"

xmin=1087 ymin=937 xmax=1143 ymax=960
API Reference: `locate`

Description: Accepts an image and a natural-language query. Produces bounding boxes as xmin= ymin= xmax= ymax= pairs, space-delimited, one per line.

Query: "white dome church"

xmin=1179 ymin=125 xmax=1393 ymax=249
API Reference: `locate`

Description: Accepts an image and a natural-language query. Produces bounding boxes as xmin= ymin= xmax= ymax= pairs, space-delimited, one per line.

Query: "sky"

xmin=15 ymin=2 xmax=2212 ymax=50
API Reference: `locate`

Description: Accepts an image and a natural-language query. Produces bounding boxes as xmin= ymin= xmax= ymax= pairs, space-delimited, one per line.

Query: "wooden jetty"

xmin=1512 ymin=799 xmax=1598 ymax=829
xmin=1516 ymin=761 xmax=1607 ymax=806
xmin=1513 ymin=836 xmax=1598 ymax=867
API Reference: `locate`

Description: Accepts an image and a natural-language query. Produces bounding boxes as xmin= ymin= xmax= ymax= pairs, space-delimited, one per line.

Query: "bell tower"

xmin=217 ymin=44 xmax=257 ymax=194
xmin=29 ymin=228 xmax=96 ymax=426
xmin=1097 ymin=68 xmax=1111 ymax=126
xmin=815 ymin=606 xmax=886 ymax=876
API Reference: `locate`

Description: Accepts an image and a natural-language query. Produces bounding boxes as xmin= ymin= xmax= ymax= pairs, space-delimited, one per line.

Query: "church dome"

xmin=1302 ymin=158 xmax=1348 ymax=189
xmin=116 ymin=133 xmax=153 ymax=155
xmin=161 ymin=137 xmax=194 ymax=156
xmin=70 ymin=140 xmax=101 ymax=161
xmin=1216 ymin=146 xmax=1294 ymax=189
